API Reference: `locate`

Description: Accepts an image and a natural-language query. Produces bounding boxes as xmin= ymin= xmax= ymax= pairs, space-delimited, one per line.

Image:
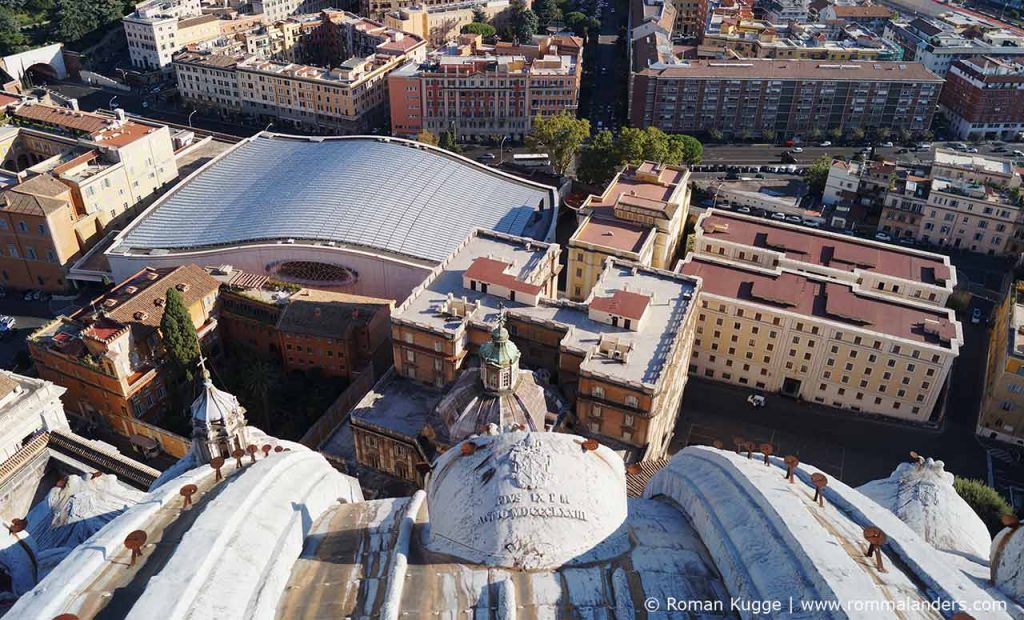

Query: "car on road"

xmin=879 ymin=141 xmax=894 ymax=148
xmin=803 ymin=220 xmax=822 ymax=228
xmin=873 ymin=231 xmax=892 ymax=242
xmin=477 ymin=152 xmax=496 ymax=162
xmin=993 ymin=146 xmax=1008 ymax=153
xmin=971 ymin=308 xmax=983 ymax=324
xmin=747 ymin=394 xmax=766 ymax=408
xmin=819 ymin=141 xmax=831 ymax=147
xmin=770 ymin=212 xmax=786 ymax=221
xmin=917 ymin=143 xmax=933 ymax=151
xmin=791 ymin=146 xmax=803 ymax=153
xmin=736 ymin=206 xmax=752 ymax=214
xmin=785 ymin=214 xmax=802 ymax=223
xmin=784 ymin=139 xmax=795 ymax=147
xmin=967 ymin=147 xmax=979 ymax=153
xmin=1014 ymin=150 xmax=1024 ymax=158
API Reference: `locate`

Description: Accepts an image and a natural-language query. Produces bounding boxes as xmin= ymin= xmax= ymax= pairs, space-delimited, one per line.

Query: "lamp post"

xmin=264 ymin=122 xmax=274 ymax=133
xmin=188 ymin=109 xmax=197 ymax=128
xmin=499 ymin=135 xmax=509 ymax=164
xmin=109 ymin=95 xmax=118 ymax=111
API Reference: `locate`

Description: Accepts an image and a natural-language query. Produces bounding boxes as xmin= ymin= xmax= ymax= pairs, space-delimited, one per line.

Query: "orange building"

xmin=0 ymin=174 xmax=81 ymax=291
xmin=28 ymin=265 xmax=221 ymax=432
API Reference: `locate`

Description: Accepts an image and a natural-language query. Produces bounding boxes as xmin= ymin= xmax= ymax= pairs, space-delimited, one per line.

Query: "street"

xmin=577 ymin=0 xmax=628 ymax=132
xmin=699 ymin=141 xmax=1024 ymax=166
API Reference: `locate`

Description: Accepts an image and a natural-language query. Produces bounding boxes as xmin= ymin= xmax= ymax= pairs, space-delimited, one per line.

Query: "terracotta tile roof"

xmin=92 ymin=121 xmax=156 ymax=148
xmin=573 ymin=217 xmax=651 ymax=254
xmin=700 ymin=212 xmax=952 ymax=284
xmin=14 ymin=104 xmax=111 ymax=134
xmin=590 ymin=289 xmax=651 ymax=321
xmin=679 ymin=257 xmax=958 ymax=347
xmin=0 ymin=92 xmax=21 ymax=107
xmin=82 ymin=317 xmax=129 ymax=342
xmin=828 ymin=4 xmax=892 ymax=18
xmin=52 ymin=150 xmax=99 ymax=175
xmin=81 ymin=265 xmax=220 ymax=337
xmin=2 ymin=191 xmax=68 ymax=216
xmin=464 ymin=257 xmax=543 ymax=295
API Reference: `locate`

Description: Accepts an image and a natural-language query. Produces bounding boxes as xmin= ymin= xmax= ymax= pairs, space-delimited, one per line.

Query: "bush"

xmin=954 ymin=477 xmax=1014 ymax=536
xmin=461 ymin=22 xmax=496 ymax=38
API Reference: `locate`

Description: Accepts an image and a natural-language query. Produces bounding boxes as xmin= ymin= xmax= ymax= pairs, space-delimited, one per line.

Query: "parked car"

xmin=819 ymin=141 xmax=832 ymax=147
xmin=476 ymin=152 xmax=496 ymax=162
xmin=971 ymin=308 xmax=983 ymax=324
xmin=770 ymin=212 xmax=787 ymax=221
xmin=874 ymin=231 xmax=892 ymax=242
xmin=30 ymin=290 xmax=41 ymax=301
xmin=747 ymin=394 xmax=766 ymax=408
xmin=791 ymin=146 xmax=804 ymax=153
xmin=879 ymin=141 xmax=894 ymax=148
xmin=736 ymin=206 xmax=752 ymax=214
xmin=967 ymin=147 xmax=979 ymax=153
xmin=917 ymin=143 xmax=933 ymax=151
xmin=785 ymin=214 xmax=802 ymax=223
xmin=784 ymin=139 xmax=795 ymax=147
xmin=23 ymin=290 xmax=34 ymax=301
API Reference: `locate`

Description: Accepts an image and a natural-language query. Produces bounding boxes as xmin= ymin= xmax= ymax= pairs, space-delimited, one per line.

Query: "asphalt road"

xmin=578 ymin=0 xmax=628 ymax=132
xmin=698 ymin=141 xmax=1024 ymax=166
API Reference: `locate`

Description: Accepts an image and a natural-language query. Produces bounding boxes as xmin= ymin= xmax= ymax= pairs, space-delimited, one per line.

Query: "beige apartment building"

xmin=384 ymin=0 xmax=513 ymax=46
xmin=680 ymin=210 xmax=963 ymax=422
xmin=980 ymin=280 xmax=1024 ymax=447
xmin=0 ymin=104 xmax=178 ymax=291
xmin=350 ymin=228 xmax=701 ymax=484
xmin=123 ymin=0 xmax=220 ymax=72
xmin=174 ymin=12 xmax=427 ymax=133
xmin=567 ymin=161 xmax=690 ymax=301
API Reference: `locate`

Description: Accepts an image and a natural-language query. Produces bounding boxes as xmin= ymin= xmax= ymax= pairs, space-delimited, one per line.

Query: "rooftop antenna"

xmin=759 ymin=442 xmax=774 ymax=466
xmin=210 ymin=456 xmax=225 ymax=482
xmin=811 ymin=473 xmax=828 ymax=507
xmin=863 ymin=526 xmax=888 ymax=573
xmin=783 ymin=455 xmax=799 ymax=483
xmin=180 ymin=484 xmax=198 ymax=509
xmin=232 ymin=448 xmax=245 ymax=469
xmin=124 ymin=530 xmax=147 ymax=568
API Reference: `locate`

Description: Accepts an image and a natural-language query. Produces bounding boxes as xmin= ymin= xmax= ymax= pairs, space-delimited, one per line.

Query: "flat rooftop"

xmin=699 ymin=210 xmax=952 ymax=284
xmin=111 ymin=134 xmax=557 ymax=264
xmin=934 ymin=149 xmax=1015 ymax=176
xmin=642 ymin=59 xmax=943 ymax=82
xmin=571 ymin=217 xmax=652 ymax=254
xmin=679 ymin=257 xmax=959 ymax=348
xmin=349 ymin=369 xmax=444 ymax=439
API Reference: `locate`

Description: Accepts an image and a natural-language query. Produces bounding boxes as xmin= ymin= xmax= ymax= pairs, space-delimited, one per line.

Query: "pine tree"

xmin=160 ymin=287 xmax=200 ymax=384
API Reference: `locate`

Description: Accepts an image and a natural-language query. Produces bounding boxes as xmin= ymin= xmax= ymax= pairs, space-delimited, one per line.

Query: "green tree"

xmin=461 ymin=21 xmax=496 ymax=37
xmin=761 ymin=128 xmax=777 ymax=144
xmin=416 ymin=129 xmax=439 ymax=146
xmin=532 ymin=0 xmax=562 ymax=28
xmin=0 ymin=9 xmax=27 ymax=56
xmin=564 ymin=11 xmax=594 ymax=37
xmin=472 ymin=5 xmax=488 ymax=22
xmin=509 ymin=0 xmax=539 ymax=43
xmin=707 ymin=128 xmax=723 ymax=142
xmin=954 ymin=477 xmax=1014 ymax=536
xmin=241 ymin=356 xmax=280 ymax=430
xmin=875 ymin=126 xmax=891 ymax=143
xmin=673 ymin=134 xmax=702 ymax=165
xmin=828 ymin=127 xmax=843 ymax=142
xmin=847 ymin=127 xmax=866 ymax=143
xmin=527 ymin=110 xmax=589 ymax=175
xmin=616 ymin=127 xmax=648 ymax=165
xmin=439 ymin=129 xmax=459 ymax=153
xmin=803 ymin=155 xmax=832 ymax=196
xmin=160 ymin=287 xmax=200 ymax=384
xmin=577 ymin=129 xmax=619 ymax=186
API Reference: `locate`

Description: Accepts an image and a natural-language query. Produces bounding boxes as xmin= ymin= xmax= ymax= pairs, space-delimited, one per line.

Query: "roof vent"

xmin=102 ymin=299 xmax=118 ymax=309
xmin=134 ymin=311 xmax=148 ymax=321
xmin=176 ymin=283 xmax=190 ymax=292
xmin=124 ymin=286 xmax=139 ymax=295
xmin=145 ymin=271 xmax=159 ymax=281
xmin=154 ymin=298 xmax=165 ymax=307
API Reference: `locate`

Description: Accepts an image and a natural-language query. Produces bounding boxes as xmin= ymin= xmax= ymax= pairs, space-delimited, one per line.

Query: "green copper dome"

xmin=479 ymin=320 xmax=521 ymax=369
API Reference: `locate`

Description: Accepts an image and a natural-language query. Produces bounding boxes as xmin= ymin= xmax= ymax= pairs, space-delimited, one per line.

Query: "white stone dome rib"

xmin=858 ymin=457 xmax=991 ymax=561
xmin=992 ymin=524 xmax=1024 ymax=606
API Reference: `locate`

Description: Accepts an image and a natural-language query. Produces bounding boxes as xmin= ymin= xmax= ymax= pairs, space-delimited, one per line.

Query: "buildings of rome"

xmin=383 ymin=0 xmax=518 ymax=47
xmin=567 ymin=161 xmax=690 ymax=301
xmin=27 ymin=265 xmax=221 ymax=455
xmin=348 ymin=227 xmax=700 ymax=484
xmin=980 ymin=280 xmax=1024 ymax=447
xmin=679 ymin=209 xmax=962 ymax=422
xmin=388 ymin=33 xmax=583 ymax=142
xmin=938 ymin=56 xmax=1024 ymax=141
xmin=0 ymin=102 xmax=178 ymax=292
xmin=105 ymin=133 xmax=558 ymax=302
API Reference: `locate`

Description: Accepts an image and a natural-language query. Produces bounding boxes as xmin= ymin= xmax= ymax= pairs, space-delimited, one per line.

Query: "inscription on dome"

xmin=480 ymin=492 xmax=589 ymax=524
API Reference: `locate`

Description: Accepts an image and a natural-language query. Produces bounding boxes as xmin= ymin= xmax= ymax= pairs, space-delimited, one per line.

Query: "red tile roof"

xmin=14 ymin=104 xmax=111 ymax=134
xmin=464 ymin=257 xmax=543 ymax=295
xmin=679 ymin=258 xmax=957 ymax=347
xmin=590 ymin=289 xmax=651 ymax=321
xmin=700 ymin=212 xmax=951 ymax=284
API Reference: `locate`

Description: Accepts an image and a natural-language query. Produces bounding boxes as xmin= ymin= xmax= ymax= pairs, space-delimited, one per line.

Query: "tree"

xmin=0 ymin=9 xmax=27 ymax=56
xmin=565 ymin=11 xmax=596 ymax=37
xmin=532 ymin=0 xmax=562 ymax=28
xmin=509 ymin=0 xmax=539 ymax=43
xmin=160 ymin=288 xmax=200 ymax=384
xmin=847 ymin=127 xmax=866 ymax=144
xmin=461 ymin=22 xmax=496 ymax=38
xmin=672 ymin=134 xmax=703 ymax=166
xmin=616 ymin=127 xmax=648 ymax=166
xmin=875 ymin=126 xmax=891 ymax=143
xmin=241 ymin=356 xmax=280 ymax=430
xmin=438 ymin=129 xmax=459 ymax=153
xmin=803 ymin=155 xmax=832 ymax=196
xmin=828 ymin=127 xmax=843 ymax=142
xmin=527 ymin=111 xmax=589 ymax=175
xmin=761 ymin=128 xmax=777 ymax=144
xmin=707 ymin=128 xmax=723 ymax=142
xmin=472 ymin=5 xmax=488 ymax=22
xmin=954 ymin=477 xmax=1014 ymax=536
xmin=416 ymin=130 xmax=439 ymax=146
xmin=577 ymin=129 xmax=619 ymax=186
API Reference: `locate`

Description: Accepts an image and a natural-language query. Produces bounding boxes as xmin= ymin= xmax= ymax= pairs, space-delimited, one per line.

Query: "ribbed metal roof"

xmin=118 ymin=135 xmax=554 ymax=262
